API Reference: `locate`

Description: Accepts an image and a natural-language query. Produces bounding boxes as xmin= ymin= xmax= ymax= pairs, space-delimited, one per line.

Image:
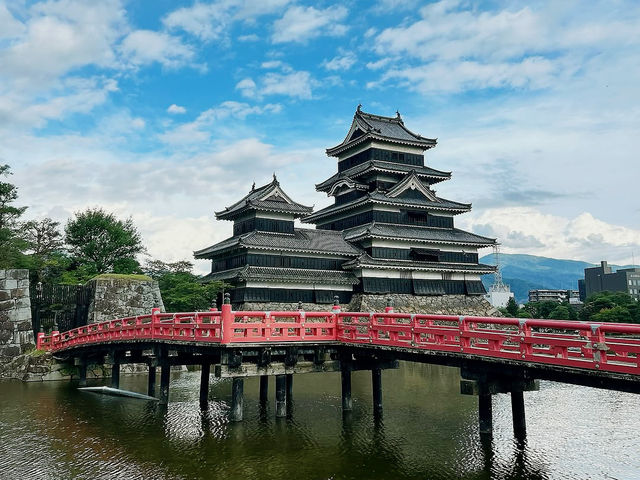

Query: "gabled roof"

xmin=342 ymin=223 xmax=496 ymax=247
xmin=302 ymin=189 xmax=471 ymax=224
xmin=386 ymin=171 xmax=439 ymax=201
xmin=316 ymin=160 xmax=451 ymax=193
xmin=202 ymin=265 xmax=359 ymax=286
xmin=194 ymin=228 xmax=362 ymax=259
xmin=326 ymin=106 xmax=437 ymax=157
xmin=341 ymin=253 xmax=496 ymax=274
xmin=215 ymin=175 xmax=313 ymax=220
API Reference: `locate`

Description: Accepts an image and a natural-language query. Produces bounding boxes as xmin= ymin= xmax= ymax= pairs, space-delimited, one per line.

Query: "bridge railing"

xmin=37 ymin=305 xmax=640 ymax=375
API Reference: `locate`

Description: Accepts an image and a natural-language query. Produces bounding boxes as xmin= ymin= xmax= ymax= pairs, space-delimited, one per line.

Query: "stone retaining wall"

xmin=0 ymin=269 xmax=34 ymax=371
xmin=348 ymin=294 xmax=500 ymax=316
xmin=87 ymin=276 xmax=165 ymax=323
xmin=240 ymin=294 xmax=500 ymax=316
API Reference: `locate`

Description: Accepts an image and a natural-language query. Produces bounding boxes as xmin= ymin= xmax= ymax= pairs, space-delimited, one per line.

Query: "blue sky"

xmin=2 ymin=0 xmax=639 ymax=272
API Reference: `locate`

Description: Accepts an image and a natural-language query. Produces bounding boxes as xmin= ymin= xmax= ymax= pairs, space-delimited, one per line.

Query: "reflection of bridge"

xmin=38 ymin=295 xmax=640 ymax=439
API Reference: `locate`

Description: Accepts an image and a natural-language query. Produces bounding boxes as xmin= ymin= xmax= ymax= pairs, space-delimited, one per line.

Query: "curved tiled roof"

xmin=216 ymin=177 xmax=313 ymax=220
xmin=327 ymin=108 xmax=437 ymax=156
xmin=341 ymin=253 xmax=496 ymax=274
xmin=302 ymin=190 xmax=471 ymax=224
xmin=202 ymin=265 xmax=359 ymax=285
xmin=194 ymin=228 xmax=362 ymax=259
xmin=343 ymin=223 xmax=496 ymax=246
xmin=316 ymin=160 xmax=451 ymax=192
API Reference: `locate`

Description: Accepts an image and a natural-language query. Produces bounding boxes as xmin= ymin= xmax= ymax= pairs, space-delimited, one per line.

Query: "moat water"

xmin=0 ymin=362 xmax=638 ymax=480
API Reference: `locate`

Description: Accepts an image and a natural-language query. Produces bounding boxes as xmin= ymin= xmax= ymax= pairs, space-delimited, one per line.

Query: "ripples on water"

xmin=0 ymin=362 xmax=638 ymax=480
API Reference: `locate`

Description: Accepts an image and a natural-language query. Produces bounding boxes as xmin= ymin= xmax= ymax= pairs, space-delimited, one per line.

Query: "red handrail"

xmin=37 ymin=305 xmax=640 ymax=376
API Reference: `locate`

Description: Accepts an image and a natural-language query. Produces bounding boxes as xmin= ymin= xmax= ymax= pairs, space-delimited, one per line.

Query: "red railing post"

xmin=36 ymin=326 xmax=45 ymax=350
xmin=221 ymin=293 xmax=233 ymax=344
xmin=151 ymin=307 xmax=160 ymax=339
xmin=384 ymin=297 xmax=394 ymax=313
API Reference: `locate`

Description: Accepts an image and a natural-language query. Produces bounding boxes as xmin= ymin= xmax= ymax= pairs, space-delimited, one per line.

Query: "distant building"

xmin=582 ymin=261 xmax=640 ymax=301
xmin=528 ymin=289 xmax=580 ymax=304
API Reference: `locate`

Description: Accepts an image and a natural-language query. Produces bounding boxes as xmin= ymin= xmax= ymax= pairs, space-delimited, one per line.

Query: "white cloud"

xmin=167 ymin=104 xmax=187 ymax=114
xmin=0 ymin=0 xmax=125 ymax=90
xmin=120 ymin=30 xmax=196 ymax=69
xmin=238 ymin=33 xmax=259 ymax=42
xmin=236 ymin=71 xmax=315 ymax=99
xmin=370 ymin=0 xmax=640 ymax=94
xmin=460 ymin=208 xmax=640 ymax=265
xmin=160 ymin=101 xmax=281 ymax=145
xmin=235 ymin=77 xmax=257 ymax=98
xmin=261 ymin=71 xmax=314 ymax=99
xmin=272 ymin=5 xmax=348 ymax=43
xmin=163 ymin=0 xmax=291 ymax=41
xmin=0 ymin=3 xmax=26 ymax=39
xmin=322 ymin=52 xmax=356 ymax=71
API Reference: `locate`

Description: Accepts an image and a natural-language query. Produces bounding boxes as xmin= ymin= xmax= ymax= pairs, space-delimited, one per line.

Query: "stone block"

xmin=0 ymin=300 xmax=14 ymax=311
xmin=17 ymin=320 xmax=32 ymax=331
xmin=8 ymin=270 xmax=29 ymax=280
xmin=9 ymin=307 xmax=31 ymax=322
xmin=10 ymin=288 xmax=27 ymax=299
xmin=17 ymin=331 xmax=34 ymax=345
xmin=0 ymin=345 xmax=20 ymax=357
xmin=15 ymin=298 xmax=31 ymax=309
xmin=0 ymin=329 xmax=12 ymax=343
xmin=0 ymin=291 xmax=10 ymax=302
xmin=0 ymin=279 xmax=17 ymax=290
xmin=0 ymin=270 xmax=5 ymax=280
xmin=17 ymin=279 xmax=30 ymax=288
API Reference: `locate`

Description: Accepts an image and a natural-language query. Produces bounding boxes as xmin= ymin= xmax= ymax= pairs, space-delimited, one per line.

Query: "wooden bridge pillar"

xmin=111 ymin=353 xmax=120 ymax=389
xmin=230 ymin=377 xmax=244 ymax=422
xmin=159 ymin=348 xmax=170 ymax=405
xmin=75 ymin=357 xmax=87 ymax=387
xmin=461 ymin=369 xmax=538 ymax=438
xmin=199 ymin=363 xmax=211 ymax=408
xmin=259 ymin=375 xmax=269 ymax=405
xmin=275 ymin=374 xmax=287 ymax=417
xmin=511 ymin=390 xmax=527 ymax=439
xmin=147 ymin=365 xmax=156 ymax=397
xmin=341 ymin=366 xmax=352 ymax=412
xmin=372 ymin=367 xmax=383 ymax=419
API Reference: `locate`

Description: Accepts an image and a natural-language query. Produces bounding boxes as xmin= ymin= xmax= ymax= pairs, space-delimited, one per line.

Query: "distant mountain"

xmin=480 ymin=254 xmax=638 ymax=303
xmin=480 ymin=254 xmax=595 ymax=303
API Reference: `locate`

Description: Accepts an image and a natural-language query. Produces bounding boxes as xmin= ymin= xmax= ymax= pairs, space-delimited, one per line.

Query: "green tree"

xmin=547 ymin=304 xmax=571 ymax=320
xmin=521 ymin=301 xmax=558 ymax=319
xmin=145 ymin=259 xmax=226 ymax=312
xmin=504 ymin=297 xmax=519 ymax=317
xmin=0 ymin=165 xmax=28 ymax=268
xmin=21 ymin=217 xmax=65 ymax=282
xmin=580 ymin=291 xmax=639 ymax=324
xmin=65 ymin=208 xmax=145 ymax=276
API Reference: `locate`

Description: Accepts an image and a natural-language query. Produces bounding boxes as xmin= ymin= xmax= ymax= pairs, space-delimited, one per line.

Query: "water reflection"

xmin=1 ymin=362 xmax=639 ymax=479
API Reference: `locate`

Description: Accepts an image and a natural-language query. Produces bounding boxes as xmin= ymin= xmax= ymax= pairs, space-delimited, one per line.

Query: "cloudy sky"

xmin=2 ymin=0 xmax=639 ymax=272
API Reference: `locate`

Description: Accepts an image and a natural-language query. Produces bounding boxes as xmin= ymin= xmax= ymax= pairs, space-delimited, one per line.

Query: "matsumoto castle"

xmin=195 ymin=107 xmax=497 ymax=312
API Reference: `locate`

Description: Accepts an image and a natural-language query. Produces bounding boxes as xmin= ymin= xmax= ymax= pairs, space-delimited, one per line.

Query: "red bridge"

xmin=38 ymin=296 xmax=640 ymax=439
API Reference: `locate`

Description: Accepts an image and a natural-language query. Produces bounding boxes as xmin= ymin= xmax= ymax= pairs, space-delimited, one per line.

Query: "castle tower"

xmin=302 ymin=107 xmax=496 ymax=297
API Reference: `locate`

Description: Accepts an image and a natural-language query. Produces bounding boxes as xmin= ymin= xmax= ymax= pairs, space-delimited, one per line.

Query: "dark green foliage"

xmin=579 ymin=291 xmax=639 ymax=324
xmin=505 ymin=297 xmax=519 ymax=316
xmin=21 ymin=217 xmax=65 ymax=282
xmin=521 ymin=301 xmax=559 ymax=319
xmin=0 ymin=165 xmax=28 ymax=268
xmin=65 ymin=208 xmax=145 ymax=274
xmin=145 ymin=260 xmax=227 ymax=312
